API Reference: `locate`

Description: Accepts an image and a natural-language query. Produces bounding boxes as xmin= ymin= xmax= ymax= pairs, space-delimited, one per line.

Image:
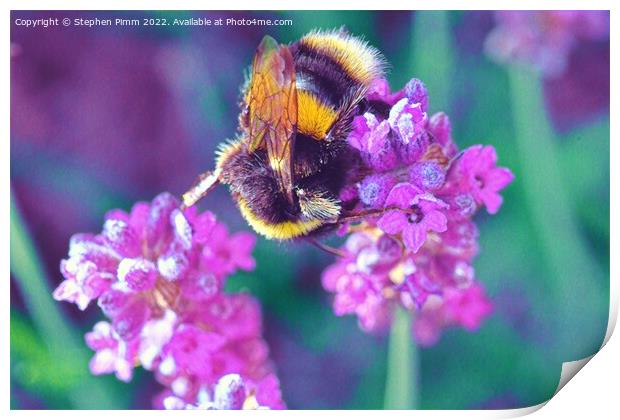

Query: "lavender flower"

xmin=388 ymin=98 xmax=427 ymax=145
xmin=321 ymin=232 xmax=398 ymax=332
xmin=448 ymin=145 xmax=515 ymax=215
xmin=414 ymin=284 xmax=493 ymax=346
xmin=377 ymin=183 xmax=448 ymax=253
xmin=160 ymin=373 xmax=280 ymax=410
xmin=484 ymin=11 xmax=610 ymax=77
xmin=53 ymin=192 xmax=284 ymax=409
xmin=358 ymin=174 xmax=398 ymax=208
xmin=409 ymin=161 xmax=445 ymax=191
xmin=322 ymin=78 xmax=513 ymax=345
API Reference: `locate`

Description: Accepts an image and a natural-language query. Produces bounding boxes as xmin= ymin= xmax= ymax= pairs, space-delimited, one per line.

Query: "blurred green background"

xmin=10 ymin=10 xmax=609 ymax=409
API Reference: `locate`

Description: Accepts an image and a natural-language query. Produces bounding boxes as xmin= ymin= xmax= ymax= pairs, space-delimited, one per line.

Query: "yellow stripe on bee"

xmin=238 ymin=197 xmax=322 ymax=240
xmin=297 ymin=90 xmax=337 ymax=140
xmin=301 ymin=30 xmax=384 ymax=85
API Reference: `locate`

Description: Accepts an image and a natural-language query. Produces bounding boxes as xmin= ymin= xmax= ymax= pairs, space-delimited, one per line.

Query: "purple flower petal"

xmin=384 ymin=182 xmax=420 ymax=209
xmin=112 ymin=299 xmax=150 ymax=342
xmin=424 ymin=210 xmax=448 ymax=233
xmin=402 ymin=224 xmax=428 ymax=253
xmin=117 ymin=258 xmax=158 ymax=291
xmin=388 ymin=98 xmax=427 ymax=145
xmin=102 ymin=219 xmax=141 ymax=258
xmin=146 ymin=192 xmax=179 ymax=249
xmin=171 ymin=209 xmax=193 ymax=250
xmin=404 ymin=78 xmax=429 ymax=112
xmin=358 ymin=173 xmax=398 ymax=208
xmin=214 ymin=374 xmax=246 ymax=410
xmin=377 ymin=210 xmax=408 ymax=235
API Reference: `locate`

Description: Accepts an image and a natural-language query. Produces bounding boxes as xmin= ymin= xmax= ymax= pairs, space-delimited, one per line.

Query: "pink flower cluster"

xmin=160 ymin=373 xmax=277 ymax=410
xmin=484 ymin=11 xmax=610 ymax=77
xmin=322 ymin=78 xmax=513 ymax=346
xmin=53 ymin=192 xmax=285 ymax=409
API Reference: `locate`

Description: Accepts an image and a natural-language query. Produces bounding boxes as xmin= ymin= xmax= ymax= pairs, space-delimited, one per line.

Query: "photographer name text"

xmin=14 ymin=16 xmax=293 ymax=28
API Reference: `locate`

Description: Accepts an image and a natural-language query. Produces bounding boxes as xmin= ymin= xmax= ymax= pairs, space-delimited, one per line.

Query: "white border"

xmin=4 ymin=1 xmax=618 ymax=418
xmin=3 ymin=0 xmax=619 ymax=10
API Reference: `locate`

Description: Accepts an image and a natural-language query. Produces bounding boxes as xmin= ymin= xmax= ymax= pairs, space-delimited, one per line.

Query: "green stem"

xmin=10 ymin=193 xmax=121 ymax=408
xmin=411 ymin=10 xmax=454 ymax=112
xmin=383 ymin=11 xmax=453 ymax=410
xmin=508 ymin=68 xmax=606 ymax=360
xmin=383 ymin=306 xmax=418 ymax=409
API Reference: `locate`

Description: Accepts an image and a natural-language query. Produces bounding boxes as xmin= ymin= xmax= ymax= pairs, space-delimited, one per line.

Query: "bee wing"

xmin=246 ymin=35 xmax=298 ymax=205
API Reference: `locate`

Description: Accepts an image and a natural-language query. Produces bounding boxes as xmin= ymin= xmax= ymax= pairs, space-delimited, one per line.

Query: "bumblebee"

xmin=182 ymin=29 xmax=386 ymax=241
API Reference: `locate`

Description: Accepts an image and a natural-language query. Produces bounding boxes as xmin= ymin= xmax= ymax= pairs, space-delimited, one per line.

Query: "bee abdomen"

xmin=291 ymin=29 xmax=385 ymax=108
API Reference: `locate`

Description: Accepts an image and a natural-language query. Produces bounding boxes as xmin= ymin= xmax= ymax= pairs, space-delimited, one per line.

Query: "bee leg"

xmin=338 ymin=207 xmax=390 ymax=223
xmin=181 ymin=168 xmax=221 ymax=210
xmin=296 ymin=187 xmax=341 ymax=222
xmin=338 ymin=205 xmax=418 ymax=223
xmin=305 ymin=237 xmax=346 ymax=258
